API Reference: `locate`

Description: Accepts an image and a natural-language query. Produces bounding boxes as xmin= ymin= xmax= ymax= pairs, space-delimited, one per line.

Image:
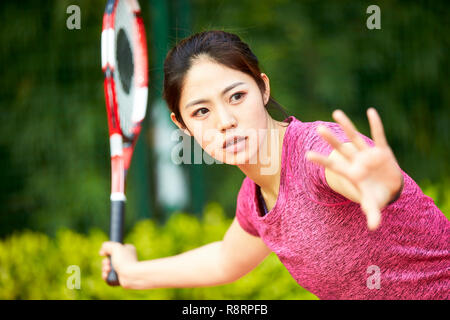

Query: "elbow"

xmin=214 ymin=261 xmax=239 ymax=286
xmin=216 ymin=247 xmax=252 ymax=286
xmin=218 ymin=268 xmax=241 ymax=285
xmin=224 ymin=268 xmax=254 ymax=284
xmin=215 ymin=245 xmax=241 ymax=286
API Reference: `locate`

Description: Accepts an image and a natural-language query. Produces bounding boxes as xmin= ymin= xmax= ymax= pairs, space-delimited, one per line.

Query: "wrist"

xmin=388 ymin=173 xmax=404 ymax=205
xmin=118 ymin=261 xmax=140 ymax=289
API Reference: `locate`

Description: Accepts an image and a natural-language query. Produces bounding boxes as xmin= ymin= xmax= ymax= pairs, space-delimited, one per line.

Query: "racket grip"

xmin=107 ymin=199 xmax=125 ymax=286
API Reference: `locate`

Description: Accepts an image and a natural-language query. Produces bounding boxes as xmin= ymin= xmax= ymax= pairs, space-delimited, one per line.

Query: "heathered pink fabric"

xmin=236 ymin=116 xmax=450 ymax=300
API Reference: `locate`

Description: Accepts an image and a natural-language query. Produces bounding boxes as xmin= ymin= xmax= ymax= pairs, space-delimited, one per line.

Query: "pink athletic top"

xmin=236 ymin=116 xmax=450 ymax=300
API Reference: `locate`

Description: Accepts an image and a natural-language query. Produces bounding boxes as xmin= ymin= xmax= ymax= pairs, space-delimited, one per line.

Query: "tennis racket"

xmin=101 ymin=0 xmax=148 ymax=286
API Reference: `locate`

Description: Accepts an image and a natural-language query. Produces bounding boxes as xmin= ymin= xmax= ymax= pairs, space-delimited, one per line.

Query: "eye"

xmin=230 ymin=92 xmax=246 ymax=103
xmin=192 ymin=107 xmax=209 ymax=117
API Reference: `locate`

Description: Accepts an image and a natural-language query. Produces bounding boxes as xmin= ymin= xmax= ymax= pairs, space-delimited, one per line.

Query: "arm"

xmin=100 ymin=217 xmax=271 ymax=289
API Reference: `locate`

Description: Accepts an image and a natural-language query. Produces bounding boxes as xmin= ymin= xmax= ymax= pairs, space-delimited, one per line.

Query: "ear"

xmin=260 ymin=73 xmax=271 ymax=105
xmin=170 ymin=112 xmax=192 ymax=136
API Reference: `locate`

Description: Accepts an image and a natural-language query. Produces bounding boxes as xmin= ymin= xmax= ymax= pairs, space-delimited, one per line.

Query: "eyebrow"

xmin=184 ymin=81 xmax=245 ymax=109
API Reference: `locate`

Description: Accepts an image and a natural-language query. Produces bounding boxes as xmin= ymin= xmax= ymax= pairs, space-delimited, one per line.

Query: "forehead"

xmin=180 ymin=58 xmax=254 ymax=100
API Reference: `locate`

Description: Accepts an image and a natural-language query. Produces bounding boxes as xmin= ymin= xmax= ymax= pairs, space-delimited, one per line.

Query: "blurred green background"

xmin=0 ymin=0 xmax=448 ymax=299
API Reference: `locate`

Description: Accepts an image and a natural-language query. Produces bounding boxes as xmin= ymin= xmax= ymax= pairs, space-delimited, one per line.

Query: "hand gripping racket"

xmin=101 ymin=0 xmax=148 ymax=286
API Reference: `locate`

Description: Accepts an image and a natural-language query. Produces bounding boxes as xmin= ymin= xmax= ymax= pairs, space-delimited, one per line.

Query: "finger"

xmin=102 ymin=259 xmax=111 ymax=269
xmin=99 ymin=241 xmax=119 ymax=256
xmin=102 ymin=258 xmax=111 ymax=277
xmin=103 ymin=263 xmax=111 ymax=274
xmin=102 ymin=265 xmax=111 ymax=276
xmin=99 ymin=242 xmax=110 ymax=256
xmin=306 ymin=151 xmax=352 ymax=180
xmin=360 ymin=195 xmax=382 ymax=231
xmin=102 ymin=258 xmax=110 ymax=267
xmin=367 ymin=108 xmax=388 ymax=148
xmin=316 ymin=125 xmax=354 ymax=161
xmin=332 ymin=110 xmax=368 ymax=151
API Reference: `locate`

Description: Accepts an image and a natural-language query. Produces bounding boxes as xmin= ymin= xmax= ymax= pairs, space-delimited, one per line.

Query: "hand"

xmin=306 ymin=108 xmax=403 ymax=230
xmin=99 ymin=241 xmax=138 ymax=282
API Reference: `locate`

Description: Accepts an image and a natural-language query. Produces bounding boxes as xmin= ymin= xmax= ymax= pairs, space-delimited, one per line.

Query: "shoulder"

xmin=283 ymin=117 xmax=344 ymax=164
xmin=283 ymin=117 xmax=356 ymax=204
xmin=235 ymin=177 xmax=260 ymax=237
xmin=284 ymin=117 xmax=342 ymax=147
xmin=286 ymin=117 xmax=375 ymax=155
xmin=237 ymin=177 xmax=255 ymax=204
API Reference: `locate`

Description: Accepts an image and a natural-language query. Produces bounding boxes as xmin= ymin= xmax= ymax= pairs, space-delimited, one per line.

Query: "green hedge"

xmin=0 ymin=203 xmax=317 ymax=300
xmin=1 ymin=182 xmax=447 ymax=300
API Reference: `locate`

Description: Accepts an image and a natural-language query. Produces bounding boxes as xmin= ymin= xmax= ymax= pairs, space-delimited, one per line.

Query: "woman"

xmin=100 ymin=31 xmax=449 ymax=299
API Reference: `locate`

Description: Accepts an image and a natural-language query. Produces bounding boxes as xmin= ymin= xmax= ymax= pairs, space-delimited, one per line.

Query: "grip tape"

xmin=107 ymin=199 xmax=125 ymax=286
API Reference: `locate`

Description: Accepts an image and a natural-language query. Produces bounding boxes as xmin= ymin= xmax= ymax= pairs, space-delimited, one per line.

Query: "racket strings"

xmin=116 ymin=28 xmax=134 ymax=94
xmin=114 ymin=0 xmax=135 ymax=140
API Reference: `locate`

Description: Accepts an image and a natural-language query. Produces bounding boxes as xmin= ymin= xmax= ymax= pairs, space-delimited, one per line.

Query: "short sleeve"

xmin=235 ymin=179 xmax=260 ymax=237
xmin=236 ymin=207 xmax=260 ymax=237
xmin=298 ymin=121 xmax=375 ymax=204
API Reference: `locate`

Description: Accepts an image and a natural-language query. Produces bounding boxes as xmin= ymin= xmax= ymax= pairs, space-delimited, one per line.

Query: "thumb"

xmin=99 ymin=241 xmax=120 ymax=256
xmin=361 ymin=195 xmax=382 ymax=231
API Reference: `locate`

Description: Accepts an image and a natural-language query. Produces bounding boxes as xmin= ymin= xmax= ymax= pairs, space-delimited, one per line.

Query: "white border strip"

xmin=132 ymin=87 xmax=148 ymax=122
xmin=110 ymin=133 xmax=123 ymax=156
xmin=101 ymin=28 xmax=115 ymax=69
xmin=110 ymin=192 xmax=126 ymax=201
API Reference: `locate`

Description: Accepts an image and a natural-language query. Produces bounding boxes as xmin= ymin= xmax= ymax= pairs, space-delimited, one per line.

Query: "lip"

xmin=223 ymin=136 xmax=247 ymax=152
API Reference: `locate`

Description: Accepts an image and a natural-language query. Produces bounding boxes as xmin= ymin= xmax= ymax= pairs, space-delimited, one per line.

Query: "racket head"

xmin=102 ymin=0 xmax=148 ymax=171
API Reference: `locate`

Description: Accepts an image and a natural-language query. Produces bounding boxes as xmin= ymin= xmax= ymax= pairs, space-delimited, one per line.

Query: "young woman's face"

xmin=173 ymin=57 xmax=270 ymax=165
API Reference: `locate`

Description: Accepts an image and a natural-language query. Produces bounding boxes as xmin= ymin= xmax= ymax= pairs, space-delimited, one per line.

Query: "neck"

xmin=237 ymin=116 xmax=288 ymax=198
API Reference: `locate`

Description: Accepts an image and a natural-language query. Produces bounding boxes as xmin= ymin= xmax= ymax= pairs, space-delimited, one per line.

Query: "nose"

xmin=217 ymin=107 xmax=237 ymax=133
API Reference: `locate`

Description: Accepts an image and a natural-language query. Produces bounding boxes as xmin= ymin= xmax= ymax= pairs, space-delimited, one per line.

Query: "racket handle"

xmin=106 ymin=266 xmax=120 ymax=286
xmin=107 ymin=199 xmax=125 ymax=286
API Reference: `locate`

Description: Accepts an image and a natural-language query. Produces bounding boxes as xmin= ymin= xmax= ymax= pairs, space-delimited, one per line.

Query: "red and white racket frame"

xmin=101 ymin=0 xmax=148 ymax=286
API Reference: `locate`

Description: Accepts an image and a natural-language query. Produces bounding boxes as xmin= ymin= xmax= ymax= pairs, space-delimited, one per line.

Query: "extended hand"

xmin=99 ymin=241 xmax=138 ymax=282
xmin=306 ymin=108 xmax=403 ymax=230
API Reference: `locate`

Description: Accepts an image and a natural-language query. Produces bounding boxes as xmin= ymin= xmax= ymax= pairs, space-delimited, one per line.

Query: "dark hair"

xmin=163 ymin=30 xmax=289 ymax=128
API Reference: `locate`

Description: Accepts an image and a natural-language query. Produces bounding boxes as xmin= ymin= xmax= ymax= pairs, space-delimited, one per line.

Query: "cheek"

xmin=246 ymin=127 xmax=267 ymax=161
xmin=241 ymin=93 xmax=266 ymax=116
xmin=192 ymin=128 xmax=221 ymax=158
xmin=242 ymin=103 xmax=268 ymax=145
xmin=240 ymin=98 xmax=268 ymax=133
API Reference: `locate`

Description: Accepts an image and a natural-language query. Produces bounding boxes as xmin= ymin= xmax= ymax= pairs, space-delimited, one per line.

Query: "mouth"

xmin=223 ymin=136 xmax=248 ymax=152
